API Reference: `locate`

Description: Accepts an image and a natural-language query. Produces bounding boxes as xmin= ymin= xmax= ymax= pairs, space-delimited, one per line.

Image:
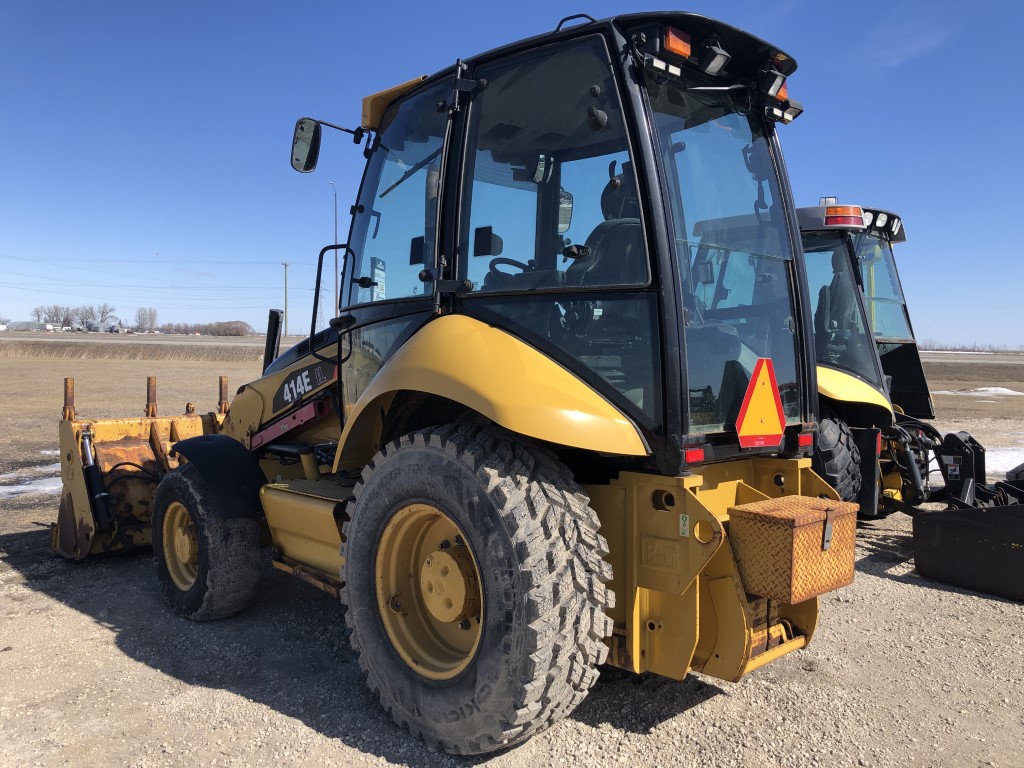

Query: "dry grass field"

xmin=1 ymin=335 xmax=1022 ymax=768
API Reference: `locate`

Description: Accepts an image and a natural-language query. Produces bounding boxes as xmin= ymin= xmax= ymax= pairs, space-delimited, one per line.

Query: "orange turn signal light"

xmin=824 ymin=205 xmax=864 ymax=227
xmin=665 ymin=28 xmax=692 ymax=58
xmin=777 ymin=82 xmax=788 ymax=101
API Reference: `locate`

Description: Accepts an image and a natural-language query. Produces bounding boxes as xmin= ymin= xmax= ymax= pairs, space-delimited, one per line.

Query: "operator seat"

xmin=814 ymin=250 xmax=858 ymax=358
xmin=565 ymin=162 xmax=646 ymax=288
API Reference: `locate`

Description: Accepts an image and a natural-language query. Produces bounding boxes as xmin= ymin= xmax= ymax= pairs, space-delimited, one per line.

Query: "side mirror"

xmin=291 ymin=118 xmax=321 ymax=173
xmin=696 ymin=262 xmax=715 ymax=285
xmin=557 ymin=188 xmax=574 ymax=234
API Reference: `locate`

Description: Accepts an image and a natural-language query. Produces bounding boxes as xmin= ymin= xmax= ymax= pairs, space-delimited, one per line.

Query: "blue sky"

xmin=1 ymin=0 xmax=1020 ymax=346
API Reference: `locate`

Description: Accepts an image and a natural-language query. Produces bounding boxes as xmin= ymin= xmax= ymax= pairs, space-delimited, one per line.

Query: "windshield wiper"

xmin=379 ymin=147 xmax=442 ymax=199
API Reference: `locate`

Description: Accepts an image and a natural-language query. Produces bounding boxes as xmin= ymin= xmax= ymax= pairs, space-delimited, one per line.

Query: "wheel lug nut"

xmin=454 ymin=535 xmax=464 ymax=546
xmin=424 ymin=556 xmax=433 ymax=568
xmin=389 ymin=596 xmax=402 ymax=612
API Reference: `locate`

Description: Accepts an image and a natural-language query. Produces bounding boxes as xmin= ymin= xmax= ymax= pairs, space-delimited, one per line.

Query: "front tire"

xmin=341 ymin=424 xmax=614 ymax=755
xmin=812 ymin=417 xmax=862 ymax=502
xmin=151 ymin=464 xmax=262 ymax=621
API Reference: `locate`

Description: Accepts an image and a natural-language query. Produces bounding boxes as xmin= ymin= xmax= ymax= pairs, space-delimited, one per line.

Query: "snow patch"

xmin=0 ymin=476 xmax=63 ymax=498
xmin=985 ymin=448 xmax=1024 ymax=480
xmin=923 ymin=350 xmax=995 ymax=355
xmin=0 ymin=461 xmax=63 ymax=498
xmin=933 ymin=387 xmax=1024 ymax=397
xmin=0 ymin=463 xmax=61 ymax=482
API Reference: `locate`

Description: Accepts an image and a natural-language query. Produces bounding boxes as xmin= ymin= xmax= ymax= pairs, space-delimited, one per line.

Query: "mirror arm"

xmin=315 ymin=119 xmax=366 ymax=144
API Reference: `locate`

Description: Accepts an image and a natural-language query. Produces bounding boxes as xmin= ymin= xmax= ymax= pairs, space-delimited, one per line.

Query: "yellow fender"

xmin=335 ymin=315 xmax=648 ymax=469
xmin=816 ymin=366 xmax=894 ymax=427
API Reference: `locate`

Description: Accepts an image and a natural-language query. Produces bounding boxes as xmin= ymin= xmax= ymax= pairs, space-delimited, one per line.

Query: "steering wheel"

xmin=488 ymin=257 xmax=532 ymax=279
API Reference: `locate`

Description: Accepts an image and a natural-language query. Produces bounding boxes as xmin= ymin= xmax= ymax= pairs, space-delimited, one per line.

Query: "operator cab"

xmin=291 ymin=12 xmax=817 ymax=475
xmin=798 ymin=200 xmax=932 ymax=419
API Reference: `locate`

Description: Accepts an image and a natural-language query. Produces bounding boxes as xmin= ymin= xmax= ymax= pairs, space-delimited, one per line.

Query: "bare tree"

xmin=0 ymin=314 xmax=10 ymax=325
xmin=32 ymin=306 xmax=45 ymax=323
xmin=97 ymin=303 xmax=117 ymax=324
xmin=132 ymin=307 xmax=158 ymax=332
xmin=74 ymin=305 xmax=97 ymax=325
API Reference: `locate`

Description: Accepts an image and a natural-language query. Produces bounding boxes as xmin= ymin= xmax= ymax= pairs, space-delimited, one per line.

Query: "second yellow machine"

xmin=54 ymin=13 xmax=857 ymax=755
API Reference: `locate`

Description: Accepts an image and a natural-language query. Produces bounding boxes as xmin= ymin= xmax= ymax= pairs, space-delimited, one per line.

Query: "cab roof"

xmin=361 ymin=12 xmax=799 ymax=130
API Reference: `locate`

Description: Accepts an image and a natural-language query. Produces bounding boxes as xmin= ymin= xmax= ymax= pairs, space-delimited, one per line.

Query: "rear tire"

xmin=341 ymin=424 xmax=614 ymax=755
xmin=813 ymin=417 xmax=862 ymax=502
xmin=152 ymin=464 xmax=261 ymax=621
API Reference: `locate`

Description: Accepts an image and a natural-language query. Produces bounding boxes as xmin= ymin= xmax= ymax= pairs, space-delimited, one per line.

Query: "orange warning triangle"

xmin=735 ymin=358 xmax=786 ymax=449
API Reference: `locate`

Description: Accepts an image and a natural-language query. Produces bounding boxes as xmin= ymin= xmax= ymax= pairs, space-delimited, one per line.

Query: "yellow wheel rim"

xmin=375 ymin=503 xmax=483 ymax=681
xmin=163 ymin=500 xmax=199 ymax=591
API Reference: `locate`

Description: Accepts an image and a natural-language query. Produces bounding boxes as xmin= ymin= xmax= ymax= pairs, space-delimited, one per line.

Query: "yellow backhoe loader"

xmin=53 ymin=13 xmax=858 ymax=754
xmin=796 ymin=201 xmax=1024 ymax=600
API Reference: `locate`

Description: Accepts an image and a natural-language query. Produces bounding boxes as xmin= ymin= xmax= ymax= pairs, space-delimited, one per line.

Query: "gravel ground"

xmin=1 ymin=350 xmax=1022 ymax=768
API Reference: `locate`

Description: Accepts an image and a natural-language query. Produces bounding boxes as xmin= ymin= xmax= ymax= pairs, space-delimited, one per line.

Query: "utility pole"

xmin=281 ymin=261 xmax=289 ymax=337
xmin=330 ymin=181 xmax=338 ymax=314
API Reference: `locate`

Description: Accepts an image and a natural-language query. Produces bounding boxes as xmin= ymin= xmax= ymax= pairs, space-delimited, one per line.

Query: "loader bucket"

xmin=913 ymin=505 xmax=1024 ymax=601
xmin=51 ymin=377 xmax=226 ymax=560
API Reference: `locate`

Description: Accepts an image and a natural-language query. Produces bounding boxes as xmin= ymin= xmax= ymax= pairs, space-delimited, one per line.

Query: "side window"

xmin=347 ymin=78 xmax=451 ymax=306
xmin=460 ymin=36 xmax=648 ymax=293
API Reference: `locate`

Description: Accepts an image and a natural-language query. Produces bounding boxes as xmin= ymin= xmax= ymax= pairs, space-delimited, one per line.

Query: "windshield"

xmin=852 ymin=232 xmax=914 ymax=342
xmin=645 ymin=76 xmax=802 ymax=435
xmin=801 ymin=232 xmax=883 ymax=386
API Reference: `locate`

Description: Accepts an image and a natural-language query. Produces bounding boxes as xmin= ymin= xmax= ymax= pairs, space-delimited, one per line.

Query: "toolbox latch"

xmin=822 ymin=506 xmax=835 ymax=551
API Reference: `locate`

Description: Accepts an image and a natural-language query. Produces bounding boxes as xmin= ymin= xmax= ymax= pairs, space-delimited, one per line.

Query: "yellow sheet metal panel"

xmin=586 ymin=471 xmax=722 ymax=679
xmin=361 ymin=75 xmax=429 ymax=130
xmin=336 ymin=315 xmax=647 ymax=470
xmin=586 ymin=459 xmax=831 ymax=683
xmin=816 ymin=365 xmax=893 ymax=414
xmin=260 ymin=486 xmax=345 ymax=577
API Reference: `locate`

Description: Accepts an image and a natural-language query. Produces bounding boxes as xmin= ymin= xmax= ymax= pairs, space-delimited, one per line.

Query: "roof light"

xmin=875 ymin=212 xmax=889 ymax=228
xmin=863 ymin=210 xmax=874 ymax=227
xmin=697 ymin=38 xmax=730 ymax=75
xmin=820 ymin=196 xmax=839 ymax=206
xmin=824 ymin=205 xmax=865 ymax=227
xmin=781 ymin=99 xmax=803 ymax=123
xmin=644 ymin=54 xmax=684 ymax=80
xmin=665 ymin=28 xmax=692 ymax=58
xmin=758 ymin=67 xmax=786 ymax=98
xmin=891 ymin=217 xmax=902 ymax=236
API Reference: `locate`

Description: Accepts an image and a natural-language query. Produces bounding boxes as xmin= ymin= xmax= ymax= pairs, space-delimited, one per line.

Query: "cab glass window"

xmin=645 ymin=77 xmax=801 ymax=434
xmin=347 ymin=78 xmax=451 ymax=306
xmin=853 ymin=232 xmax=914 ymax=342
xmin=801 ymin=232 xmax=883 ymax=386
xmin=460 ymin=36 xmax=648 ymax=293
xmin=458 ymin=37 xmax=660 ymax=427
